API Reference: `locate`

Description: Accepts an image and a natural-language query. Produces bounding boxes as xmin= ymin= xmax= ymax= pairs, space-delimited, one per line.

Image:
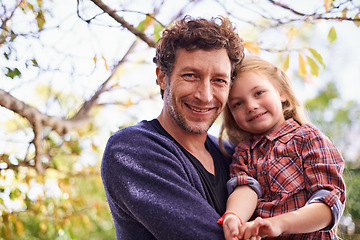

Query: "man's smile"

xmin=185 ymin=103 xmax=215 ymax=113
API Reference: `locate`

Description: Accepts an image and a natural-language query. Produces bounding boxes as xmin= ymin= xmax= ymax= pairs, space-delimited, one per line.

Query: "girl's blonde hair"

xmin=220 ymin=55 xmax=308 ymax=148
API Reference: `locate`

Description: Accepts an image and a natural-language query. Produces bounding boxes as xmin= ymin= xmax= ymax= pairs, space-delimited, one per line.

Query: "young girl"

xmin=218 ymin=56 xmax=346 ymax=240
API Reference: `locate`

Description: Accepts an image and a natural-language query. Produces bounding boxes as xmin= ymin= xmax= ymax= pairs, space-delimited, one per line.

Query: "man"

xmin=101 ymin=16 xmax=244 ymax=239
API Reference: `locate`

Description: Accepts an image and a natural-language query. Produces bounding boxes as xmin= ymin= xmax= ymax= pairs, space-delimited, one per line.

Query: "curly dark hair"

xmin=153 ymin=15 xmax=244 ymax=97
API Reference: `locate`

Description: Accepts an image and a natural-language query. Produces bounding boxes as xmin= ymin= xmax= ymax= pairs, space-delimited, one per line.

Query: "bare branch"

xmin=33 ymin=120 xmax=45 ymax=173
xmin=267 ymin=0 xmax=360 ymax=22
xmin=89 ymin=0 xmax=156 ymax=48
xmin=0 ymin=89 xmax=85 ymax=135
xmin=71 ymin=39 xmax=138 ymax=121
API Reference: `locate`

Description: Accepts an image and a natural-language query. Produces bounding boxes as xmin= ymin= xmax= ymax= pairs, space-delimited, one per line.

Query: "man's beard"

xmin=164 ymin=88 xmax=218 ymax=134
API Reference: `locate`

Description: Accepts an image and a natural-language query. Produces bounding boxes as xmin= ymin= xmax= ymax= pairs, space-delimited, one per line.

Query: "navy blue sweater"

xmin=101 ymin=119 xmax=232 ymax=239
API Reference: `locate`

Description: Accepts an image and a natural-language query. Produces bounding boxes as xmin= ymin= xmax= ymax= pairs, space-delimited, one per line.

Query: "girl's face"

xmin=228 ymin=71 xmax=286 ymax=135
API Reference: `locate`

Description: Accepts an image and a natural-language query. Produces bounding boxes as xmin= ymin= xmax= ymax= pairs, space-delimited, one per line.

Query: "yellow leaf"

xmin=328 ymin=26 xmax=337 ymax=43
xmin=15 ymin=220 xmax=24 ymax=236
xmin=93 ymin=56 xmax=97 ymax=68
xmin=126 ymin=98 xmax=133 ymax=107
xmin=19 ymin=0 xmax=27 ymax=8
xmin=323 ymin=0 xmax=332 ymax=12
xmin=40 ymin=221 xmax=47 ymax=232
xmin=298 ymin=54 xmax=307 ymax=78
xmin=281 ymin=54 xmax=290 ymax=72
xmin=5 ymin=223 xmax=11 ymax=238
xmin=306 ymin=56 xmax=319 ymax=76
xmin=92 ymin=143 xmax=97 ymax=151
xmin=341 ymin=8 xmax=348 ymax=18
xmin=244 ymin=40 xmax=260 ymax=53
xmin=144 ymin=14 xmax=153 ymax=26
xmin=355 ymin=13 xmax=360 ymax=27
xmin=287 ymin=27 xmax=296 ymax=41
xmin=102 ymin=55 xmax=109 ymax=70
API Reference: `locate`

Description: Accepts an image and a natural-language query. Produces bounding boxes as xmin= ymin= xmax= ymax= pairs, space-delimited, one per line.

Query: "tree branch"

xmin=0 ymin=89 xmax=86 ymax=135
xmin=267 ymin=0 xmax=360 ymax=22
xmin=89 ymin=0 xmax=156 ymax=48
xmin=71 ymin=39 xmax=138 ymax=121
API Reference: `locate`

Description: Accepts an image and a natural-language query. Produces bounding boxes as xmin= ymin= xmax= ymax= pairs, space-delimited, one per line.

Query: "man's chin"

xmin=183 ymin=122 xmax=213 ymax=134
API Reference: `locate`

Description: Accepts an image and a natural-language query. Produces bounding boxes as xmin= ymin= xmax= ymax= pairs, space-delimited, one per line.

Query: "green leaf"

xmin=5 ymin=67 xmax=21 ymax=79
xmin=308 ymin=48 xmax=325 ymax=68
xmin=304 ymin=82 xmax=338 ymax=111
xmin=9 ymin=189 xmax=21 ymax=200
xmin=136 ymin=15 xmax=153 ymax=32
xmin=154 ymin=23 xmax=164 ymax=42
xmin=328 ymin=26 xmax=337 ymax=43
xmin=36 ymin=10 xmax=46 ymax=30
xmin=306 ymin=56 xmax=320 ymax=76
xmin=137 ymin=19 xmax=146 ymax=32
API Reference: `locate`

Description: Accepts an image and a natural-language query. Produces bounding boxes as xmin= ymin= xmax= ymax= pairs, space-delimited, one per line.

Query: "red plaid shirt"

xmin=231 ymin=119 xmax=346 ymax=240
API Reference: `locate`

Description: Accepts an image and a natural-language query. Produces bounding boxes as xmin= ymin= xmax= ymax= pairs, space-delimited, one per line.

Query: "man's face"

xmin=158 ymin=48 xmax=232 ymax=134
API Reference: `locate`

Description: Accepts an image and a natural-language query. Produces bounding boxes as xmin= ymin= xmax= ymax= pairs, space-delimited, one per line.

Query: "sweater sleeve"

xmin=101 ymin=124 xmax=225 ymax=240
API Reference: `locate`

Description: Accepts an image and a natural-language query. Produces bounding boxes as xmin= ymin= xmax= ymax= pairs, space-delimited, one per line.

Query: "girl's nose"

xmin=246 ymin=101 xmax=259 ymax=112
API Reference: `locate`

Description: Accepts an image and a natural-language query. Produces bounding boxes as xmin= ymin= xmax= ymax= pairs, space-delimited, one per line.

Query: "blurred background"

xmin=1 ymin=0 xmax=360 ymax=239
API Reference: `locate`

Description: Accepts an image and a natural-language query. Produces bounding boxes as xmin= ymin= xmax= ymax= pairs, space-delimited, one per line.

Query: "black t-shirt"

xmin=152 ymin=119 xmax=232 ymax=215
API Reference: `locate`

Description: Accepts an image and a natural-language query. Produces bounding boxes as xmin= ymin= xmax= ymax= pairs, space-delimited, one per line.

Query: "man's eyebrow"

xmin=179 ymin=66 xmax=230 ymax=79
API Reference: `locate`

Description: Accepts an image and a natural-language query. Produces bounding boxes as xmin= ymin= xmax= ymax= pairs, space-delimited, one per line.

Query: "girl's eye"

xmin=255 ymin=90 xmax=264 ymax=97
xmin=233 ymin=101 xmax=243 ymax=108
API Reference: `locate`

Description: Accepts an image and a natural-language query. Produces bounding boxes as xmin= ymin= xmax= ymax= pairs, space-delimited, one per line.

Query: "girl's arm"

xmin=238 ymin=202 xmax=332 ymax=239
xmin=221 ymin=185 xmax=258 ymax=240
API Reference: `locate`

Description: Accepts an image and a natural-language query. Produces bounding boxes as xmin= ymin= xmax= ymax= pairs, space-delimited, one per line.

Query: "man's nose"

xmin=194 ymin=80 xmax=213 ymax=103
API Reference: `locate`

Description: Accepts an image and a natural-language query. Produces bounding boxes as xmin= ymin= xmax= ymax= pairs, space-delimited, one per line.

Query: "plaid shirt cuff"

xmin=306 ymin=189 xmax=344 ymax=231
xmin=226 ymin=176 xmax=263 ymax=198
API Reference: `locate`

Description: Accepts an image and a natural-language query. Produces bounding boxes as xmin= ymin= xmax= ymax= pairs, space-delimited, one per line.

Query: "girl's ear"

xmin=156 ymin=67 xmax=167 ymax=90
xmin=280 ymin=93 xmax=287 ymax=103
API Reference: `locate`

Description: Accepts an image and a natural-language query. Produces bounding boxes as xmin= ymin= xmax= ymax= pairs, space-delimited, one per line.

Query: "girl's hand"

xmin=238 ymin=217 xmax=282 ymax=239
xmin=222 ymin=214 xmax=242 ymax=240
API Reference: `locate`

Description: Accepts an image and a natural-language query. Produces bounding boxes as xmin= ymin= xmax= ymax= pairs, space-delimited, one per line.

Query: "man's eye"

xmin=182 ymin=74 xmax=196 ymax=79
xmin=214 ymin=78 xmax=230 ymax=86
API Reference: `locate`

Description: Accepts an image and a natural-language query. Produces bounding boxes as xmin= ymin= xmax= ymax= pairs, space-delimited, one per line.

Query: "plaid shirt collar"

xmin=250 ymin=118 xmax=301 ymax=150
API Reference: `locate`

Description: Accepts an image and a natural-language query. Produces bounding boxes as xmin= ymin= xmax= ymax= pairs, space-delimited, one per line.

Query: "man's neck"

xmin=157 ymin=116 xmax=207 ymax=154
xmin=157 ymin=113 xmax=215 ymax=174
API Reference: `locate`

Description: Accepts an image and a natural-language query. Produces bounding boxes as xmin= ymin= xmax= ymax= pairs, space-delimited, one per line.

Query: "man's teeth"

xmin=188 ymin=105 xmax=210 ymax=112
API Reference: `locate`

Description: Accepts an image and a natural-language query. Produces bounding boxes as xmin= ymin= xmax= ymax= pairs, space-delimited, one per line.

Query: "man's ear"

xmin=156 ymin=67 xmax=167 ymax=90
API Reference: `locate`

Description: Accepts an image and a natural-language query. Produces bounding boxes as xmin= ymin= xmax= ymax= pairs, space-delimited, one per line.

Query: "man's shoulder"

xmin=110 ymin=119 xmax=157 ymax=140
xmin=106 ymin=119 xmax=176 ymax=151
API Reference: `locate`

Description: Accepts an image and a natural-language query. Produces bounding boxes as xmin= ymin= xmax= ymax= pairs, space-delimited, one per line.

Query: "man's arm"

xmin=101 ymin=126 xmax=225 ymax=240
